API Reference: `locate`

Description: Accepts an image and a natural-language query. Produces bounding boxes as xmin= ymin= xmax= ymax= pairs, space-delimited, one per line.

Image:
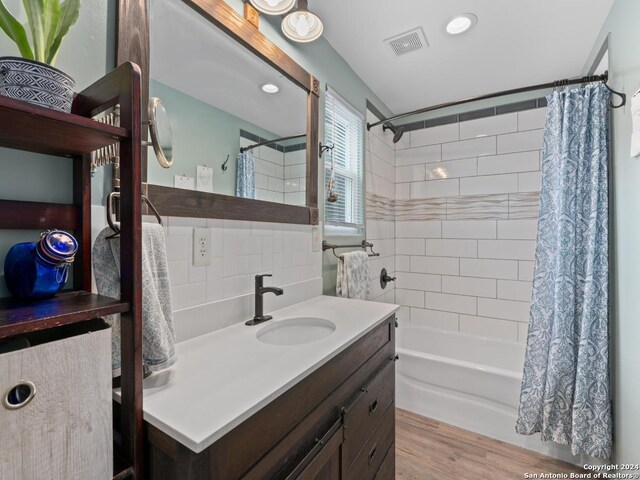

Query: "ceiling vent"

xmin=385 ymin=27 xmax=428 ymax=57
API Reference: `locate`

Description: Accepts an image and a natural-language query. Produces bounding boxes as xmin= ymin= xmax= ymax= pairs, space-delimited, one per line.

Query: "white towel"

xmin=336 ymin=251 xmax=372 ymax=300
xmin=93 ymin=223 xmax=176 ymax=376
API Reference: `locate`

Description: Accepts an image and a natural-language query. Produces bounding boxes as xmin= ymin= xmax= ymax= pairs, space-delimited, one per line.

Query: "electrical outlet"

xmin=193 ymin=228 xmax=211 ymax=267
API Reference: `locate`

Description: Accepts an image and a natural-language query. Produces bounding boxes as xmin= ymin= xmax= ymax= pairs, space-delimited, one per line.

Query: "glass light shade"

xmin=282 ymin=10 xmax=324 ymax=43
xmin=249 ymin=0 xmax=296 ymax=15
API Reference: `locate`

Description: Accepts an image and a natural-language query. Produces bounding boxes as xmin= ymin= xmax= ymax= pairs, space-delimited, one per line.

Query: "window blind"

xmin=324 ymin=88 xmax=365 ymax=230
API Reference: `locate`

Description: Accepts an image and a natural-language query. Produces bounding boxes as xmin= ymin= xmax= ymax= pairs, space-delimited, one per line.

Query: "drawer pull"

xmin=368 ymin=444 xmax=377 ymax=465
xmin=3 ymin=381 xmax=36 ymax=410
xmin=369 ymin=399 xmax=378 ymax=415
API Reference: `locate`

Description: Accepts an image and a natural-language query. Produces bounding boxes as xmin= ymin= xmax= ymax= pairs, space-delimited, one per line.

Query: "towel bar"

xmin=322 ymin=240 xmax=380 ymax=261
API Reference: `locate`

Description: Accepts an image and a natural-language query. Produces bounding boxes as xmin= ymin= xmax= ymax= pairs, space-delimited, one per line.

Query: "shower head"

xmin=382 ymin=124 xmax=406 ymax=144
xmin=393 ymin=126 xmax=405 ymax=144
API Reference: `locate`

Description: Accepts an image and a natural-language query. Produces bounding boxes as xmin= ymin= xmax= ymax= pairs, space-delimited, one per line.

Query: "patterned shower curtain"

xmin=516 ymin=83 xmax=612 ymax=458
xmin=236 ymin=150 xmax=256 ymax=199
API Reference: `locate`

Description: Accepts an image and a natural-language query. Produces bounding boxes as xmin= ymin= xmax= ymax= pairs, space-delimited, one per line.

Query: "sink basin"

xmin=257 ymin=317 xmax=336 ymax=346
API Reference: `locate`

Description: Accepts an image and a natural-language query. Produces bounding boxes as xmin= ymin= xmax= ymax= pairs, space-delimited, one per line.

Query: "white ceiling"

xmin=150 ymin=0 xmax=306 ymax=137
xmin=312 ymin=0 xmax=614 ymax=114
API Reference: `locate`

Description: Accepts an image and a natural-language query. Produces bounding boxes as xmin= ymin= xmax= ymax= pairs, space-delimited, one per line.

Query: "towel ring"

xmin=106 ymin=192 xmax=163 ymax=239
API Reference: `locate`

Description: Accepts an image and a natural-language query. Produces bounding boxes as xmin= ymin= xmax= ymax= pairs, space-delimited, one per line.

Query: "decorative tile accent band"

xmin=446 ymin=194 xmax=509 ymax=220
xmin=380 ymin=192 xmax=540 ymax=221
xmin=366 ymin=193 xmax=395 ymax=221
xmin=508 ymin=193 xmax=541 ymax=219
xmin=395 ymin=197 xmax=446 ymax=221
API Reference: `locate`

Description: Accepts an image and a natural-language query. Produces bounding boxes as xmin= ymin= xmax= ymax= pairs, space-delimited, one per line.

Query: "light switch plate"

xmin=193 ymin=228 xmax=211 ymax=267
xmin=312 ymin=225 xmax=322 ymax=252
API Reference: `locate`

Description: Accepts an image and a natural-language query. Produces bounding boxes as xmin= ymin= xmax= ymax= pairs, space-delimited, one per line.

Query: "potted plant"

xmin=0 ymin=0 xmax=80 ymax=113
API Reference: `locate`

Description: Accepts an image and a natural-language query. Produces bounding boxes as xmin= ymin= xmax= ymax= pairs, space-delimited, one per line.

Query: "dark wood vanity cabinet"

xmin=144 ymin=315 xmax=396 ymax=480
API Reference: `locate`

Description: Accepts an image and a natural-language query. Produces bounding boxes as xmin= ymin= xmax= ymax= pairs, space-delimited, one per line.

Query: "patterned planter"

xmin=0 ymin=57 xmax=75 ymax=113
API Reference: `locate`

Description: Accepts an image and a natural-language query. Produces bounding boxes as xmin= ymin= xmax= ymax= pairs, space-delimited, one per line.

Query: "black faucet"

xmin=246 ymin=274 xmax=284 ymax=326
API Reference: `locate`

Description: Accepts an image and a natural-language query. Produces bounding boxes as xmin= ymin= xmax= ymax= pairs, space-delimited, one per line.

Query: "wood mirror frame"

xmin=117 ymin=0 xmax=320 ymax=225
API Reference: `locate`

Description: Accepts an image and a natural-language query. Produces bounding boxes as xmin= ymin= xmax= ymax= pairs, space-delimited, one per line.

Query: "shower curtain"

xmin=516 ymin=83 xmax=612 ymax=458
xmin=236 ymin=150 xmax=256 ymax=199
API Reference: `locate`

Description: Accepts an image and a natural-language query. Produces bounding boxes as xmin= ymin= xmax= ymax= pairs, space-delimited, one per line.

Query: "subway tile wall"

xmin=393 ymin=107 xmax=546 ymax=342
xmin=161 ymin=216 xmax=322 ymax=342
xmin=239 ymin=137 xmax=286 ymax=204
xmin=365 ymin=110 xmax=396 ymax=304
xmin=239 ymin=137 xmax=307 ymax=206
xmin=284 ymin=149 xmax=307 ymax=206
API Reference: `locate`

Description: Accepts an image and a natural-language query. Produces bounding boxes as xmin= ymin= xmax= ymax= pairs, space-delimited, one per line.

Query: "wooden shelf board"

xmin=0 ymin=199 xmax=80 ymax=230
xmin=113 ymin=450 xmax=134 ymax=480
xmin=0 ymin=290 xmax=129 ymax=340
xmin=0 ymin=95 xmax=128 ymax=157
xmin=112 ymin=466 xmax=134 ymax=480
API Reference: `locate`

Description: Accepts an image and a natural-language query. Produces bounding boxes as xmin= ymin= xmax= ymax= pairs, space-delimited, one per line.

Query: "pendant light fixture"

xmin=281 ymin=0 xmax=324 ymax=43
xmin=249 ymin=0 xmax=296 ymax=15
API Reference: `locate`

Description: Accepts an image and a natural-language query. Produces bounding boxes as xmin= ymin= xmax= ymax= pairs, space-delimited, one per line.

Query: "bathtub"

xmin=396 ymin=326 xmax=587 ymax=464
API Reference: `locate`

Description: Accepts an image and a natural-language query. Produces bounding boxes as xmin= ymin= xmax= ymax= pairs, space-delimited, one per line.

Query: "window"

xmin=324 ymin=88 xmax=365 ymax=232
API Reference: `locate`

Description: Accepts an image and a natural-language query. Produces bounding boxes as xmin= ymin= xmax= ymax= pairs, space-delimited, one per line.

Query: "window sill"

xmin=324 ymin=224 xmax=364 ymax=236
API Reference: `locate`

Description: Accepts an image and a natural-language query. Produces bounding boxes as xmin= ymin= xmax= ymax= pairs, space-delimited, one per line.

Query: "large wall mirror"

xmin=117 ymin=0 xmax=320 ymax=224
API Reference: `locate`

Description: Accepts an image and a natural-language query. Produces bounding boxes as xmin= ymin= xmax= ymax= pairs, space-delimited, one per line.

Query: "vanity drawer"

xmin=345 ymin=403 xmax=395 ymax=480
xmin=373 ymin=444 xmax=395 ymax=480
xmin=343 ymin=359 xmax=394 ymax=469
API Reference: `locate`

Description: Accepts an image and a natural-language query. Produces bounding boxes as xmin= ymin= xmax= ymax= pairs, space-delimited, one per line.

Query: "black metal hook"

xmin=605 ymin=84 xmax=626 ymax=109
xmin=319 ymin=142 xmax=334 ymax=159
xmin=221 ymin=154 xmax=230 ymax=171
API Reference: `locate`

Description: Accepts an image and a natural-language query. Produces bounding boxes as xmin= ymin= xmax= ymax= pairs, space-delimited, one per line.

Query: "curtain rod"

xmin=367 ymin=71 xmax=626 ymax=132
xmin=240 ymin=133 xmax=306 ymax=153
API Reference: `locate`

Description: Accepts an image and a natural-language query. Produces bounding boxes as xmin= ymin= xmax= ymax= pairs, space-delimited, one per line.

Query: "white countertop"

xmin=118 ymin=295 xmax=399 ymax=453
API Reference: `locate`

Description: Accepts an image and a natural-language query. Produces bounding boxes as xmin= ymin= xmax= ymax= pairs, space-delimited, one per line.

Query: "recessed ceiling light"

xmin=445 ymin=13 xmax=477 ymax=35
xmin=261 ymin=83 xmax=280 ymax=94
xmin=249 ymin=0 xmax=295 ymax=15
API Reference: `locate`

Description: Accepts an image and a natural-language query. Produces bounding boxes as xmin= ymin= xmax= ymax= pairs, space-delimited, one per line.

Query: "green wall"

xmin=148 ymin=80 xmax=281 ymax=196
xmin=584 ymin=0 xmax=640 ymax=468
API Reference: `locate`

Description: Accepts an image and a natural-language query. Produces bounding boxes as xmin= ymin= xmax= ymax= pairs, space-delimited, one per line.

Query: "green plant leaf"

xmin=22 ymin=0 xmax=46 ymax=62
xmin=45 ymin=0 xmax=79 ymax=65
xmin=0 ymin=1 xmax=34 ymax=59
xmin=43 ymin=0 xmax=60 ymax=60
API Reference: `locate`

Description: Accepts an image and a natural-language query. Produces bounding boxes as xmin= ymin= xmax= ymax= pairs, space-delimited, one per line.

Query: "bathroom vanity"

xmin=129 ymin=297 xmax=398 ymax=479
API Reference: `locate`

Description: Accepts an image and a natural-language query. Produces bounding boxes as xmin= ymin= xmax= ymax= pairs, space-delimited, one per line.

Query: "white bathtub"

xmin=396 ymin=326 xmax=588 ymax=464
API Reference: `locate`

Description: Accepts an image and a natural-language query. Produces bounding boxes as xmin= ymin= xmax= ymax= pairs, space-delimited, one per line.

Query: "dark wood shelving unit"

xmin=0 ymin=63 xmax=143 ymax=480
xmin=0 ymin=291 xmax=129 ymax=340
xmin=0 ymin=94 xmax=128 ymax=156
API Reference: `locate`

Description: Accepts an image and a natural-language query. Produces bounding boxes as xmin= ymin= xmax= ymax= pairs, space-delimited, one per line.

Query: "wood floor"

xmin=396 ymin=408 xmax=585 ymax=480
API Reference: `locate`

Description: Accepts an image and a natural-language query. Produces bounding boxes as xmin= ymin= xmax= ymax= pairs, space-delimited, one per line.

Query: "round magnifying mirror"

xmin=148 ymin=97 xmax=174 ymax=168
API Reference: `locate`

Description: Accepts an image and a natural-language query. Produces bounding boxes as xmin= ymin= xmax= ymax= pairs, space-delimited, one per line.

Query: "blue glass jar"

xmin=4 ymin=230 xmax=78 ymax=299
